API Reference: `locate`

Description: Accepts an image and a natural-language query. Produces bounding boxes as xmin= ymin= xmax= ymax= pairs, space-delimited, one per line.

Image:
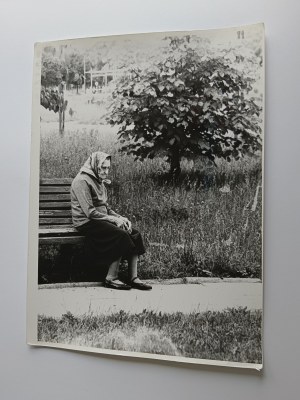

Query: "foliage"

xmin=64 ymin=52 xmax=84 ymax=86
xmin=40 ymin=47 xmax=85 ymax=110
xmin=38 ymin=308 xmax=262 ymax=363
xmin=40 ymin=85 xmax=68 ymax=114
xmin=41 ymin=54 xmax=64 ymax=88
xmin=40 ymin=45 xmax=107 ymax=90
xmin=40 ymin=88 xmax=60 ymax=113
xmin=41 ymin=48 xmax=84 ymax=89
xmin=109 ymin=36 xmax=263 ymax=174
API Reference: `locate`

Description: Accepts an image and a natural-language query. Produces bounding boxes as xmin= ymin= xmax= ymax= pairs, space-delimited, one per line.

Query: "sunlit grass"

xmin=38 ymin=308 xmax=262 ymax=364
xmin=40 ymin=121 xmax=262 ymax=279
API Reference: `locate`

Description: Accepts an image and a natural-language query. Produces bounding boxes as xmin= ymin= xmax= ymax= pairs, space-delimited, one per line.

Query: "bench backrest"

xmin=39 ymin=178 xmax=73 ymax=228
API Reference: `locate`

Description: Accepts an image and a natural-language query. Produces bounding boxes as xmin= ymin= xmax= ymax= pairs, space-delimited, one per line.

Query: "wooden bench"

xmin=39 ymin=178 xmax=84 ymax=244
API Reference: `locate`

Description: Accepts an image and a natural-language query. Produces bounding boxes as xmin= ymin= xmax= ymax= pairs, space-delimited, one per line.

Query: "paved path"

xmin=37 ymin=280 xmax=262 ymax=318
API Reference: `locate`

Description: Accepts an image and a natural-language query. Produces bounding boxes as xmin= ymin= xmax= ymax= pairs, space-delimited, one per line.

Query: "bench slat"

xmin=40 ymin=210 xmax=72 ymax=217
xmin=40 ymin=178 xmax=73 ymax=185
xmin=39 ymin=236 xmax=85 ymax=244
xmin=39 ymin=224 xmax=74 ymax=229
xmin=39 ymin=202 xmax=71 ymax=209
xmin=39 ymin=227 xmax=80 ymax=237
xmin=39 ymin=218 xmax=73 ymax=225
xmin=39 ymin=178 xmax=84 ymax=244
xmin=40 ymin=194 xmax=71 ymax=201
xmin=40 ymin=186 xmax=71 ymax=193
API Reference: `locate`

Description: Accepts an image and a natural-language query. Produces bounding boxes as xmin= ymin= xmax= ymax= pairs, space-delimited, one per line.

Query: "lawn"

xmin=39 ymin=98 xmax=262 ymax=280
xmin=38 ymin=307 xmax=262 ymax=364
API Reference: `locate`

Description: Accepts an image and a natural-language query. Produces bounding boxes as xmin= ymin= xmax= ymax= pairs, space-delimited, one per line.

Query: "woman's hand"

xmin=107 ymin=216 xmax=132 ymax=233
xmin=119 ymin=216 xmax=132 ymax=233
xmin=107 ymin=216 xmax=125 ymax=228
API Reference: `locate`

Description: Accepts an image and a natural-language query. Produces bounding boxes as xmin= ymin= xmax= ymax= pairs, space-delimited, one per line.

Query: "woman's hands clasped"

xmin=108 ymin=216 xmax=132 ymax=233
xmin=119 ymin=216 xmax=132 ymax=233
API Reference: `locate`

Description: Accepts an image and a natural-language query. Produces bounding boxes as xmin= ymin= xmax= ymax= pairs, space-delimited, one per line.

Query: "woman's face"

xmin=97 ymin=158 xmax=111 ymax=180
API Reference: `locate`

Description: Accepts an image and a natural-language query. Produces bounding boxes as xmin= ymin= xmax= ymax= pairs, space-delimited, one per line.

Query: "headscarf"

xmin=80 ymin=151 xmax=111 ymax=184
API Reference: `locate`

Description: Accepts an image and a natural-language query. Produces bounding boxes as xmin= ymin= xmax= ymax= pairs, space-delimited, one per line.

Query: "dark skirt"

xmin=76 ymin=219 xmax=146 ymax=265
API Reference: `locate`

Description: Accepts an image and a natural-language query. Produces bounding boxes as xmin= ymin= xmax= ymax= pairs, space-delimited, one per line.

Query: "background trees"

xmin=41 ymin=54 xmax=64 ymax=88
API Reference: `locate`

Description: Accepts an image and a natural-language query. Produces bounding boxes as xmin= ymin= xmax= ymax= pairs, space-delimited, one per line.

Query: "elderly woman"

xmin=71 ymin=151 xmax=152 ymax=291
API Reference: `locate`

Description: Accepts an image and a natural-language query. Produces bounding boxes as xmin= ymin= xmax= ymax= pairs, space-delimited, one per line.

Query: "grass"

xmin=38 ymin=308 xmax=262 ymax=364
xmin=40 ymin=101 xmax=262 ymax=280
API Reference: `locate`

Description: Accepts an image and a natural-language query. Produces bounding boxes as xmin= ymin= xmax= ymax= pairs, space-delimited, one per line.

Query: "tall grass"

xmin=38 ymin=308 xmax=262 ymax=364
xmin=40 ymin=121 xmax=262 ymax=279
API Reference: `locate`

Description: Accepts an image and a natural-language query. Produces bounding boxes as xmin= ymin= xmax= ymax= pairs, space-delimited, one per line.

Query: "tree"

xmin=41 ymin=54 xmax=64 ymax=88
xmin=64 ymin=52 xmax=84 ymax=91
xmin=108 ymin=36 xmax=262 ymax=175
xmin=40 ymin=87 xmax=60 ymax=112
xmin=41 ymin=47 xmax=84 ymax=90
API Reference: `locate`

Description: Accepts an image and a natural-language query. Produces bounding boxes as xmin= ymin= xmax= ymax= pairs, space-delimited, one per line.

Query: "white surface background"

xmin=0 ymin=0 xmax=299 ymax=399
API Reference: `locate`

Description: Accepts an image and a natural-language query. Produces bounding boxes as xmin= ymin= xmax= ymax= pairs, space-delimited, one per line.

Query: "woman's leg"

xmin=127 ymin=253 xmax=152 ymax=290
xmin=127 ymin=254 xmax=138 ymax=281
xmin=106 ymin=257 xmax=122 ymax=281
xmin=105 ymin=256 xmax=131 ymax=290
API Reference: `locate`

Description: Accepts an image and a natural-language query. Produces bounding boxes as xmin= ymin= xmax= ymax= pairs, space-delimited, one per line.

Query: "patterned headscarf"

xmin=80 ymin=151 xmax=111 ymax=184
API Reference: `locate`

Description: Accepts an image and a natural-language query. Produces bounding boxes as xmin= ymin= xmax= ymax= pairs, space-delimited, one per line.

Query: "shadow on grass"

xmin=147 ymin=161 xmax=261 ymax=192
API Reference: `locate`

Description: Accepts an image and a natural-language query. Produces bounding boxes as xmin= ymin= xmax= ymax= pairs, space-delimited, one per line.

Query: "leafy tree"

xmin=40 ymin=87 xmax=67 ymax=114
xmin=109 ymin=36 xmax=262 ymax=175
xmin=41 ymin=54 xmax=64 ymax=88
xmin=41 ymin=48 xmax=84 ymax=89
xmin=64 ymin=52 xmax=84 ymax=89
xmin=40 ymin=88 xmax=60 ymax=112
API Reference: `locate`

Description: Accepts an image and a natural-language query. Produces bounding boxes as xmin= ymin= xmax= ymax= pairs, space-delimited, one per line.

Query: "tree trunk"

xmin=59 ymin=106 xmax=63 ymax=134
xmin=58 ymin=81 xmax=65 ymax=134
xmin=170 ymin=146 xmax=181 ymax=177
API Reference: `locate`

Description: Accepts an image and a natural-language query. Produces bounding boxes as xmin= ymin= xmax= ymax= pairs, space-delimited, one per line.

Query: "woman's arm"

xmin=72 ymin=179 xmax=119 ymax=224
xmin=107 ymin=207 xmax=121 ymax=218
xmin=107 ymin=206 xmax=132 ymax=232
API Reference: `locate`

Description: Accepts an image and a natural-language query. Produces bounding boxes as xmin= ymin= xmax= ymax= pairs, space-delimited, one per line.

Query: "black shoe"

xmin=130 ymin=277 xmax=152 ymax=291
xmin=105 ymin=279 xmax=131 ymax=290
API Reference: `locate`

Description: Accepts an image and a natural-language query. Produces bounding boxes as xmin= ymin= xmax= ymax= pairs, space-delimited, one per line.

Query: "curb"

xmin=38 ymin=277 xmax=262 ymax=290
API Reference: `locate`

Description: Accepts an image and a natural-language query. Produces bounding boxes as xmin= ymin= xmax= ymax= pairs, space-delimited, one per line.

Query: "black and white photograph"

xmin=27 ymin=23 xmax=264 ymax=369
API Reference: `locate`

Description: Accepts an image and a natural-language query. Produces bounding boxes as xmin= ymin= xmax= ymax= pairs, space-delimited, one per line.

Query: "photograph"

xmin=27 ymin=23 xmax=264 ymax=369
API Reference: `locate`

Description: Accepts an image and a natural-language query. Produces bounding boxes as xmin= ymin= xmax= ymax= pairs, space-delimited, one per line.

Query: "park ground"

xmin=39 ymin=91 xmax=263 ymax=281
xmin=37 ymin=279 xmax=262 ymax=364
xmin=38 ymin=91 xmax=263 ymax=365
